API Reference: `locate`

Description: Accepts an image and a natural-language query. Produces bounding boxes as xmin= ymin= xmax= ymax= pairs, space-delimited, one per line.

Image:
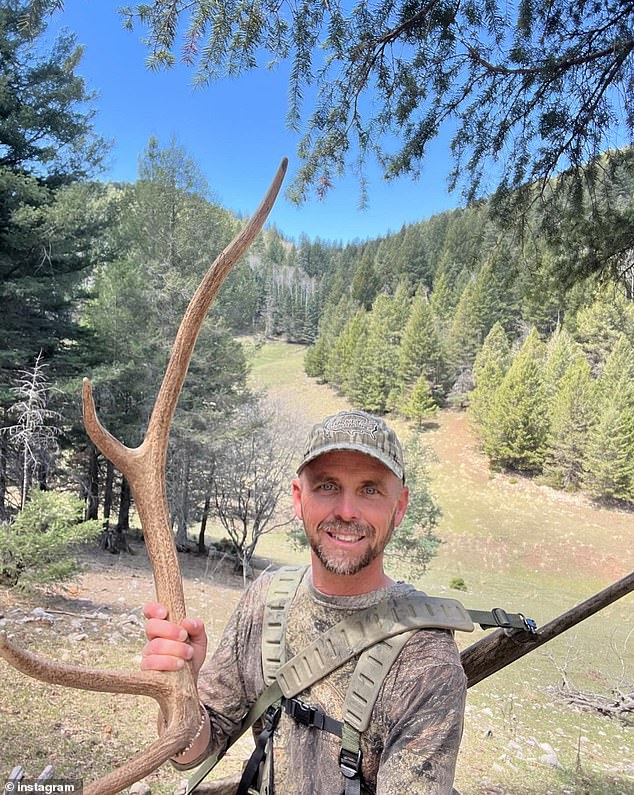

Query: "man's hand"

xmin=141 ymin=603 xmax=208 ymax=676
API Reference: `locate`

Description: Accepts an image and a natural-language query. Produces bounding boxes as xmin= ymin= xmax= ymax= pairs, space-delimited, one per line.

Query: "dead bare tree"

xmin=0 ymin=158 xmax=288 ymax=795
xmin=211 ymin=398 xmax=296 ymax=584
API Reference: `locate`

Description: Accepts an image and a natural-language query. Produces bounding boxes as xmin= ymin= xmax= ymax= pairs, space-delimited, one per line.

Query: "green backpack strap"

xmin=275 ymin=592 xmax=473 ymax=698
xmin=338 ymin=630 xmax=417 ymax=795
xmin=342 ymin=629 xmax=416 ymax=734
xmin=188 ymin=566 xmax=306 ymax=794
xmin=262 ymin=565 xmax=307 ymax=685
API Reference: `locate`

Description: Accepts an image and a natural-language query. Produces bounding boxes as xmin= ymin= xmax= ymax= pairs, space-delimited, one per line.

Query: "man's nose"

xmin=334 ymin=491 xmax=360 ymax=522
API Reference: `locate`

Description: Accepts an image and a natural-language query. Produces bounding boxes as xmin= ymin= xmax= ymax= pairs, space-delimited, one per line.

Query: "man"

xmin=142 ymin=410 xmax=466 ymax=793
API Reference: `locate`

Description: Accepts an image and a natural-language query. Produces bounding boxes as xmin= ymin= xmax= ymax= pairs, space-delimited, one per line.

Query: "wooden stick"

xmin=461 ymin=569 xmax=634 ymax=687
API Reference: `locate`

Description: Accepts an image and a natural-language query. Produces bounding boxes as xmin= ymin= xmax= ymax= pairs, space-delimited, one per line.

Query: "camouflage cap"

xmin=297 ymin=410 xmax=405 ymax=482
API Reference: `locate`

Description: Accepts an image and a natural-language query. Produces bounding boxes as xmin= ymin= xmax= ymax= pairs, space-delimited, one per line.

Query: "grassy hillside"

xmin=247 ymin=340 xmax=634 ymax=795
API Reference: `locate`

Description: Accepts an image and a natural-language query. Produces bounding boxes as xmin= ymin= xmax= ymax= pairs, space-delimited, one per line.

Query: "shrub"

xmin=0 ymin=489 xmax=101 ymax=587
xmin=449 ymin=576 xmax=467 ymax=592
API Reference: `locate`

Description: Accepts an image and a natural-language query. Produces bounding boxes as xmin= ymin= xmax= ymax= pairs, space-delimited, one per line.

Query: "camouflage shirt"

xmin=195 ymin=569 xmax=466 ymax=795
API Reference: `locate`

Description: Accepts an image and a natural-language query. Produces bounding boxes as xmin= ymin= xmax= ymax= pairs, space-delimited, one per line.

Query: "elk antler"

xmin=0 ymin=158 xmax=288 ymax=794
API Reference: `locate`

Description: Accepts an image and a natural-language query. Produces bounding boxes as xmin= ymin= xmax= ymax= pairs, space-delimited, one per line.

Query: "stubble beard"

xmin=309 ymin=518 xmax=391 ymax=577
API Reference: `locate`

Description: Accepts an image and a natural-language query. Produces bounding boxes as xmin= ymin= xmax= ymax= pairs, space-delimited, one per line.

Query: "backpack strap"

xmin=274 ymin=591 xmax=473 ymax=698
xmin=262 ymin=565 xmax=307 ymax=685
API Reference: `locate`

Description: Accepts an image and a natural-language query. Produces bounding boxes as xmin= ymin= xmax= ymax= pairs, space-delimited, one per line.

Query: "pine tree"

xmin=305 ymin=295 xmax=357 ymax=379
xmin=485 ymin=329 xmax=548 ymax=473
xmin=542 ymin=326 xmax=582 ymax=402
xmin=446 ymin=278 xmax=482 ymax=377
xmin=471 ymin=243 xmax=521 ymax=336
xmin=351 ymin=249 xmax=381 ymax=310
xmin=584 ymin=385 xmax=634 ymax=502
xmin=0 ymin=1 xmax=106 ymax=410
xmin=584 ymin=335 xmax=634 ymax=501
xmin=348 ymin=290 xmax=407 ymax=413
xmin=396 ymin=286 xmax=446 ymax=404
xmin=572 ymin=290 xmax=634 ymax=376
xmin=325 ymin=310 xmax=367 ymax=388
xmin=429 ymin=265 xmax=456 ymax=329
xmin=543 ymin=354 xmax=596 ymax=490
xmin=469 ymin=322 xmax=512 ymax=443
xmin=400 ymin=376 xmax=438 ymax=427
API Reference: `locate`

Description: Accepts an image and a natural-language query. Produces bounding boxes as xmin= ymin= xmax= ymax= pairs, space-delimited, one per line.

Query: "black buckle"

xmin=491 ymin=607 xmax=512 ymax=629
xmin=285 ymin=698 xmax=325 ymax=730
xmin=339 ymin=748 xmax=362 ymax=779
xmin=263 ymin=704 xmax=282 ymax=731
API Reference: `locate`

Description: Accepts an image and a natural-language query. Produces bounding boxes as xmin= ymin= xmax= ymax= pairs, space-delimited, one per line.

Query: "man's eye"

xmin=319 ymin=482 xmax=336 ymax=491
xmin=364 ymin=486 xmax=378 ymax=495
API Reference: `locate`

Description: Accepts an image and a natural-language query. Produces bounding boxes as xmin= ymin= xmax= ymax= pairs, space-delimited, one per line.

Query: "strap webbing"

xmin=186 ymin=682 xmax=283 ymax=794
xmin=468 ymin=607 xmax=532 ymax=631
xmin=236 ymin=705 xmax=282 ymax=795
xmin=275 ymin=592 xmax=473 ymax=698
xmin=262 ymin=566 xmax=306 ymax=685
xmin=343 ymin=629 xmax=416 ymax=733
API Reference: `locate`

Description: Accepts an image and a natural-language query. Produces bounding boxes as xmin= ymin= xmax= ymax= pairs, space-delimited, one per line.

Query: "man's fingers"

xmin=143 ymin=637 xmax=194 ymax=660
xmin=143 ymin=602 xmax=168 ymax=620
xmin=145 ymin=617 xmax=189 ymax=642
xmin=140 ymin=653 xmax=188 ymax=672
xmin=141 ymin=603 xmax=207 ymax=675
xmin=182 ymin=617 xmax=206 ymax=642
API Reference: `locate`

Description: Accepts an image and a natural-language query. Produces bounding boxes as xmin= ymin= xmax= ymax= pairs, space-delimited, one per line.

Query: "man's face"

xmin=292 ymin=450 xmax=409 ymax=578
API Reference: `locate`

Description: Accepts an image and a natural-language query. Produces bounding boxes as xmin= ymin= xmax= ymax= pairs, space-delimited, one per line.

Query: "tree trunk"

xmin=36 ymin=460 xmax=47 ymax=491
xmin=116 ymin=477 xmax=131 ymax=532
xmin=101 ymin=476 xmax=135 ymax=554
xmin=103 ymin=460 xmax=115 ymax=531
xmin=85 ymin=442 xmax=100 ymax=521
xmin=20 ymin=441 xmax=30 ymax=509
xmin=198 ymin=494 xmax=211 ymax=554
xmin=0 ymin=434 xmax=8 ymax=522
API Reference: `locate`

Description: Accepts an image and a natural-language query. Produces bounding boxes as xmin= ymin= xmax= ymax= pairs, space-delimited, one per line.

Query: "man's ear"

xmin=393 ymin=485 xmax=409 ymax=528
xmin=292 ymin=477 xmax=304 ymax=521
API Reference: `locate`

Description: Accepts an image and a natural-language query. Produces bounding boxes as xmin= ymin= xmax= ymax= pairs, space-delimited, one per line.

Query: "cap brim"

xmin=296 ymin=442 xmax=404 ymax=482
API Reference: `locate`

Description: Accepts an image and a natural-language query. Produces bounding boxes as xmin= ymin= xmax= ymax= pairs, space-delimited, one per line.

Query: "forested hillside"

xmin=297 ymin=179 xmax=634 ymax=504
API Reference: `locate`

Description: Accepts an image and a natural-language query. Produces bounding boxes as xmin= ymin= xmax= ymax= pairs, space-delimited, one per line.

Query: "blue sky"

xmin=49 ymin=1 xmax=461 ymax=244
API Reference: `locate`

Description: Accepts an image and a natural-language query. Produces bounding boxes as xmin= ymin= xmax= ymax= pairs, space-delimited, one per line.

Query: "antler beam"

xmin=0 ymin=158 xmax=288 ymax=794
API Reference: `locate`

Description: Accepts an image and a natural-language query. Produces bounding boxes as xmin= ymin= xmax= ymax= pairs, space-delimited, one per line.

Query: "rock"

xmin=123 ymin=613 xmax=143 ymax=627
xmin=69 ymin=633 xmax=88 ymax=643
xmin=31 ymin=607 xmax=53 ymax=618
xmin=129 ymin=783 xmax=151 ymax=794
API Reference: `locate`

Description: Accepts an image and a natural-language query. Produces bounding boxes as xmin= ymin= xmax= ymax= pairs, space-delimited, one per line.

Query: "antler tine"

xmin=147 ymin=156 xmax=288 ymax=445
xmin=1 ymin=159 xmax=288 ymax=794
xmin=82 ymin=156 xmax=288 ymax=619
